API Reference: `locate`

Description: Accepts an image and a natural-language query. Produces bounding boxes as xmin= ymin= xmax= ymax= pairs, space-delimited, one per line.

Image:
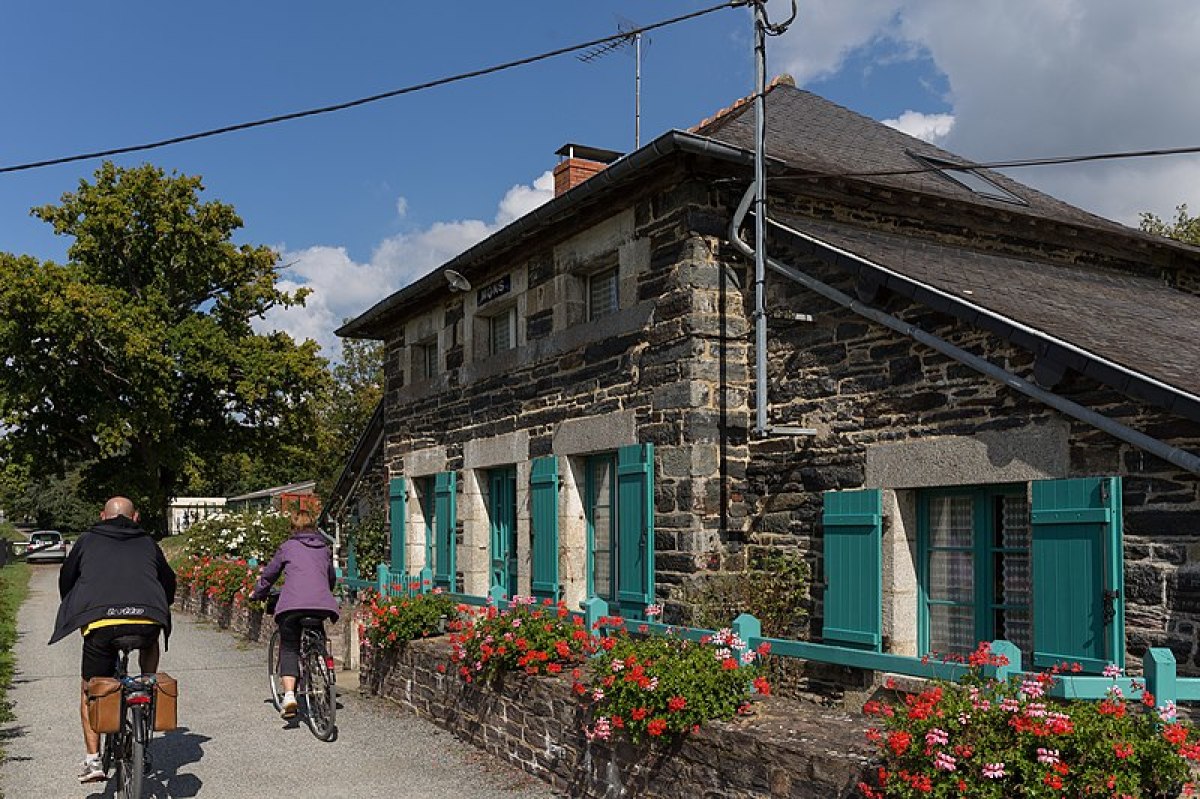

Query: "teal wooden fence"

xmin=334 ymin=567 xmax=1198 ymax=708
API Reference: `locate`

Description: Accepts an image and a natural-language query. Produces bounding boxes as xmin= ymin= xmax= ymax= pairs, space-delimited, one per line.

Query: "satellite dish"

xmin=444 ymin=269 xmax=472 ymax=292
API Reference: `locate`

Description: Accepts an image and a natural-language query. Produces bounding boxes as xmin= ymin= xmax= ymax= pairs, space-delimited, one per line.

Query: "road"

xmin=1 ymin=565 xmax=559 ymax=798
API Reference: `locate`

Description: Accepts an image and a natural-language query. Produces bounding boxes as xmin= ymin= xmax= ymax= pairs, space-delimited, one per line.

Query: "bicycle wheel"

xmin=301 ymin=633 xmax=337 ymax=741
xmin=115 ymin=710 xmax=145 ymax=799
xmin=267 ymin=628 xmax=286 ymax=711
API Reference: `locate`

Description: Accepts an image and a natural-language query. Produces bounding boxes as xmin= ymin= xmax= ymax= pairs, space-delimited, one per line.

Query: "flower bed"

xmin=858 ymin=644 xmax=1200 ymax=798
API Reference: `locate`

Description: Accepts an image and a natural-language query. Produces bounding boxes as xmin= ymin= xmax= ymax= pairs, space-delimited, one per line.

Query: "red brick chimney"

xmin=553 ymin=143 xmax=623 ymax=197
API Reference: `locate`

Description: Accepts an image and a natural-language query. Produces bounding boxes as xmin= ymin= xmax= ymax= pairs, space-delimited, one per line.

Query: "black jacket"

xmin=50 ymin=515 xmax=176 ymax=646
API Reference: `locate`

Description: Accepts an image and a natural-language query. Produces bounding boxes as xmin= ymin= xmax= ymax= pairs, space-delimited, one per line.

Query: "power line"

xmin=0 ymin=1 xmax=742 ymax=176
xmin=801 ymin=144 xmax=1200 ymax=181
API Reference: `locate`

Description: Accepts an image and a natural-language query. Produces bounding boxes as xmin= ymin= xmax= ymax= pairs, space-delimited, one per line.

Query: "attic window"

xmin=917 ymin=155 xmax=1027 ymax=205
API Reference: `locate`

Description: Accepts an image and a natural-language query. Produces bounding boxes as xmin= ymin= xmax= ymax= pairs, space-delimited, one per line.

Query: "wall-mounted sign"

xmin=477 ymin=274 xmax=511 ymax=307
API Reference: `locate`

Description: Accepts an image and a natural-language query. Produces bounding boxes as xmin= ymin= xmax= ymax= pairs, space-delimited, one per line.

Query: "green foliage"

xmin=682 ymin=549 xmax=810 ymax=638
xmin=358 ymin=590 xmax=453 ymax=650
xmin=581 ymin=620 xmax=767 ymax=743
xmin=0 ymin=162 xmax=331 ymax=528
xmin=0 ymin=460 xmax=96 ymax=532
xmin=859 ymin=647 xmax=1196 ymax=798
xmin=448 ymin=598 xmax=596 ymax=684
xmin=180 ymin=508 xmax=290 ymax=561
xmin=313 ymin=336 xmax=384 ymax=500
xmin=1140 ymin=203 xmax=1200 ymax=246
xmin=0 ymin=563 xmax=32 ymax=727
xmin=344 ymin=506 xmax=388 ymax=578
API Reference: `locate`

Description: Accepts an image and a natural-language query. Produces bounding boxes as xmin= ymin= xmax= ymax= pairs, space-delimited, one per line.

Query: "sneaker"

xmin=78 ymin=755 xmax=105 ymax=784
xmin=280 ymin=691 xmax=298 ymax=719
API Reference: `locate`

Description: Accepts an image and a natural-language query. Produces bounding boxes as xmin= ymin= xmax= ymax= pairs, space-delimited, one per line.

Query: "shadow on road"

xmin=84 ymin=727 xmax=210 ymax=799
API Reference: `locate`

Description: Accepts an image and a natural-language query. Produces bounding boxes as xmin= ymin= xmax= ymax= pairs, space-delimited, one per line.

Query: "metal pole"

xmin=634 ymin=32 xmax=642 ymax=149
xmin=753 ymin=2 xmax=768 ymax=437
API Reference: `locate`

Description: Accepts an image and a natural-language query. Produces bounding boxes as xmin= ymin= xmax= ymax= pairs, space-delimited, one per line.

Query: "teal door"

xmin=488 ymin=467 xmax=518 ymax=597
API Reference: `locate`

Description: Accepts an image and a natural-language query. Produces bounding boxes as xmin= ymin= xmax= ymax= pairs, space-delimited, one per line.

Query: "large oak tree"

xmin=0 ymin=162 xmax=330 ymax=529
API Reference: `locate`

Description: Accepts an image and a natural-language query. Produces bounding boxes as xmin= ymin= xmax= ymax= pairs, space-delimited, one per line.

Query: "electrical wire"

xmin=0 ymin=1 xmax=741 ymax=176
xmin=795 ymin=144 xmax=1200 ymax=181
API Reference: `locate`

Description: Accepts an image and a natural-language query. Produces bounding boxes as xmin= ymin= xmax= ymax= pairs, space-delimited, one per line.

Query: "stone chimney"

xmin=553 ymin=143 xmax=623 ymax=197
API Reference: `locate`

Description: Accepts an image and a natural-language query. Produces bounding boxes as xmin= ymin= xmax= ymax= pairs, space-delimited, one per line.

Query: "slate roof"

xmin=695 ymin=83 xmax=1147 ymax=238
xmin=769 ymin=213 xmax=1200 ymax=420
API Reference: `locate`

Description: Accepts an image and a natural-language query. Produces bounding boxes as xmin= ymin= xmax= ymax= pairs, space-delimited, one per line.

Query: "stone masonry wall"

xmin=712 ymin=184 xmax=1200 ymax=675
xmin=361 ymin=636 xmax=873 ymax=799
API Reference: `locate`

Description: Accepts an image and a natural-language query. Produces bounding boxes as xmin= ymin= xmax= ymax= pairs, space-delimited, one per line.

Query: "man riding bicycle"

xmin=250 ymin=509 xmax=338 ymax=719
xmin=50 ymin=496 xmax=176 ymax=784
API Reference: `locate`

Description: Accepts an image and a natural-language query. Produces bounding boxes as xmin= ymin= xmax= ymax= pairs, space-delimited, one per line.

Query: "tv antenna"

xmin=577 ymin=16 xmax=649 ymax=149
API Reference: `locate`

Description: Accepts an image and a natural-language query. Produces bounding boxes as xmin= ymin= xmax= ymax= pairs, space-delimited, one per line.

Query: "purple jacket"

xmin=250 ymin=530 xmax=339 ymax=620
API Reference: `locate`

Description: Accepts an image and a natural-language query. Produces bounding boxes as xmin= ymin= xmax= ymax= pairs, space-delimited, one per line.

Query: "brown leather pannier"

xmin=154 ymin=672 xmax=178 ymax=731
xmin=85 ymin=677 xmax=123 ymax=734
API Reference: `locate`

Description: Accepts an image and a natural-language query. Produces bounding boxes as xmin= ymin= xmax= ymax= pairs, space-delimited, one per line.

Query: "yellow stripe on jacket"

xmin=81 ymin=618 xmax=159 ymax=637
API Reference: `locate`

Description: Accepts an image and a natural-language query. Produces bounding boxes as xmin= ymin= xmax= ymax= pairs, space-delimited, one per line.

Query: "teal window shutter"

xmin=1031 ymin=476 xmax=1124 ymax=672
xmin=433 ymin=471 xmax=456 ymax=590
xmin=388 ymin=477 xmax=407 ymax=575
xmin=822 ymin=488 xmax=883 ymax=651
xmin=530 ymin=456 xmax=559 ymax=600
xmin=616 ymin=443 xmax=655 ymax=619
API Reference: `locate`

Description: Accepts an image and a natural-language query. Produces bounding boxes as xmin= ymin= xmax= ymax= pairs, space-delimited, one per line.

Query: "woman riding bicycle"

xmin=250 ymin=510 xmax=338 ymax=718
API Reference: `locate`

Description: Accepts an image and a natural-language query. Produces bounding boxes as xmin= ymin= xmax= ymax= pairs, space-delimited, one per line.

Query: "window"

xmin=587 ymin=454 xmax=617 ymax=603
xmin=413 ymin=341 xmax=438 ymax=380
xmin=587 ymin=267 xmax=619 ymax=321
xmin=916 ymin=154 xmax=1027 ymax=205
xmin=920 ymin=486 xmax=1032 ymax=662
xmin=584 ymin=444 xmax=654 ymax=619
xmin=489 ymin=306 xmax=517 ymax=355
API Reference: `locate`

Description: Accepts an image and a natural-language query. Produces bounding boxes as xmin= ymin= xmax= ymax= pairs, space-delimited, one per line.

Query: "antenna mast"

xmin=577 ymin=17 xmax=649 ymax=150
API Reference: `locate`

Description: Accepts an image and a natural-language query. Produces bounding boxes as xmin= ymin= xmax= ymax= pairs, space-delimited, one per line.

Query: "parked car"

xmin=25 ymin=530 xmax=68 ymax=564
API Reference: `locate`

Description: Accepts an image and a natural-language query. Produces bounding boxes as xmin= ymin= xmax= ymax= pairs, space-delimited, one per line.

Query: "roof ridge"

xmin=690 ymin=74 xmax=796 ymax=135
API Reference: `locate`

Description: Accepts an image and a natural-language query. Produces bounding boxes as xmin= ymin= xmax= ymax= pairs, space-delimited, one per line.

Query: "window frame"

xmin=413 ymin=339 xmax=438 ymax=381
xmin=586 ymin=266 xmax=619 ymax=322
xmin=488 ymin=305 xmax=518 ymax=356
xmin=585 ymin=452 xmax=617 ymax=602
xmin=917 ymin=483 xmax=1031 ymax=660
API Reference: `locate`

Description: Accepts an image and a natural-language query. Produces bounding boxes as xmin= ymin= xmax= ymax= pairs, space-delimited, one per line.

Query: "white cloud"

xmin=769 ymin=0 xmax=1200 ymax=225
xmin=257 ymin=170 xmax=555 ymax=360
xmin=882 ymin=111 xmax=954 ymax=144
xmin=395 ymin=196 xmax=408 ymax=219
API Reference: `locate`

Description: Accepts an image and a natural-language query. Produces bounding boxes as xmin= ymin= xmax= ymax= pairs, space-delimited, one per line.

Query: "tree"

xmin=313 ymin=335 xmax=384 ymax=499
xmin=0 ymin=162 xmax=331 ymax=530
xmin=1139 ymin=203 xmax=1200 ymax=245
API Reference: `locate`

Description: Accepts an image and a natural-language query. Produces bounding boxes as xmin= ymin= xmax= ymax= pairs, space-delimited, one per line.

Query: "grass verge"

xmin=0 ymin=562 xmax=31 ymax=726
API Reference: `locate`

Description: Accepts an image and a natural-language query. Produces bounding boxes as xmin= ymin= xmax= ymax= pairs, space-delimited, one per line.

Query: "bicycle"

xmin=99 ymin=638 xmax=157 ymax=799
xmin=266 ymin=593 xmax=338 ymax=741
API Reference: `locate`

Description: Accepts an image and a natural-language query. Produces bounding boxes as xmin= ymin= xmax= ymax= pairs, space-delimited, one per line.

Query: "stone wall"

xmin=361 ymin=636 xmax=873 ymax=799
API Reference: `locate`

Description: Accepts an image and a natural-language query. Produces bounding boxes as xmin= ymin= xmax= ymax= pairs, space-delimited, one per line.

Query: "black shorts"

xmin=81 ymin=624 xmax=161 ymax=680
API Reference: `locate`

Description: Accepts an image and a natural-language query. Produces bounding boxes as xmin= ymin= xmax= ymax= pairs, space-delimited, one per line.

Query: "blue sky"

xmin=3 ymin=2 xmax=1197 ymax=358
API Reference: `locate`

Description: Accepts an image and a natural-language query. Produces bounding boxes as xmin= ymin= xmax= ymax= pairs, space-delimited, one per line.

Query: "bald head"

xmin=101 ymin=496 xmax=136 ymax=521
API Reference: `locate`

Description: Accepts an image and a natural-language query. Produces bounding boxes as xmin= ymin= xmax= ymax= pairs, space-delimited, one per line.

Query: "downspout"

xmin=751 ymin=1 xmax=768 ymax=437
xmin=727 ymin=183 xmax=1200 ymax=476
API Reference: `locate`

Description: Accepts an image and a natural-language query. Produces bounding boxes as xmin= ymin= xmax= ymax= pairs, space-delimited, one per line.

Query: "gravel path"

xmin=1 ymin=565 xmax=560 ymax=798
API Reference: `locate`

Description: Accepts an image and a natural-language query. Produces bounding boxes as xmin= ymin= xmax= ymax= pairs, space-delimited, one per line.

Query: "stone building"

xmin=329 ymin=78 xmax=1200 ymax=674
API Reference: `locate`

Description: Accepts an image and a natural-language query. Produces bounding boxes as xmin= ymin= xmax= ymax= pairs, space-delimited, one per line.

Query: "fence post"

xmin=733 ymin=614 xmax=762 ymax=665
xmin=247 ymin=558 xmax=258 ymax=569
xmin=988 ymin=640 xmax=1022 ymax=682
xmin=376 ymin=563 xmax=390 ymax=596
xmin=418 ymin=566 xmax=433 ymax=594
xmin=582 ymin=596 xmax=609 ymax=634
xmin=488 ymin=584 xmax=508 ymax=610
xmin=1146 ymin=647 xmax=1177 ymax=707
